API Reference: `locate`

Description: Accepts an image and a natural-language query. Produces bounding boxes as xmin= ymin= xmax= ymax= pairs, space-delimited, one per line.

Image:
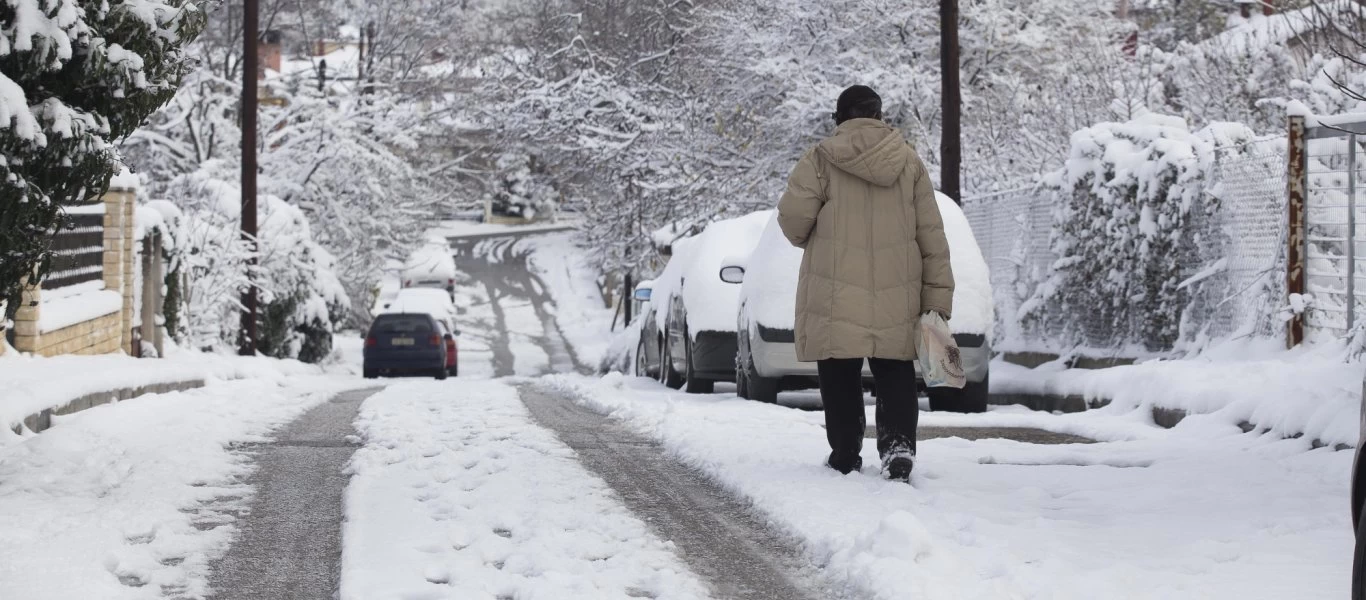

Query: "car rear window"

xmin=371 ymin=315 xmax=433 ymax=334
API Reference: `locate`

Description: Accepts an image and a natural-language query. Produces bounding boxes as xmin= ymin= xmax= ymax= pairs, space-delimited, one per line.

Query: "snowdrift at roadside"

xmin=994 ymin=338 xmax=1363 ymax=447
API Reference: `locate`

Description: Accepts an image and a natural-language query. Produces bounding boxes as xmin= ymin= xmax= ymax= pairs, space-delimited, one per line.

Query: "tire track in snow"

xmin=518 ymin=384 xmax=839 ymax=600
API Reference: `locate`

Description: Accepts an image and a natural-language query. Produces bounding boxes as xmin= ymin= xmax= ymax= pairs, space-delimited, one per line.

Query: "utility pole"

xmin=940 ymin=0 xmax=962 ymax=203
xmin=239 ymin=0 xmax=259 ymax=355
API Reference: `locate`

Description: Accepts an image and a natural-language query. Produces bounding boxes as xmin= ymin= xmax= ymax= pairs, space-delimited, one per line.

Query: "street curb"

xmin=991 ymin=391 xmax=1356 ymax=450
xmin=11 ymin=379 xmax=206 ymax=435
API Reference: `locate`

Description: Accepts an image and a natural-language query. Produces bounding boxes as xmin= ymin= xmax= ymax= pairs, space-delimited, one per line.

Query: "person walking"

xmin=776 ymin=85 xmax=954 ymax=482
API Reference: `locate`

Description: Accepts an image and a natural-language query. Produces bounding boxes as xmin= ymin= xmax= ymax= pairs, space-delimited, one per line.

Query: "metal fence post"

xmin=1349 ymin=134 xmax=1358 ymax=332
xmin=1286 ymin=115 xmax=1308 ymax=348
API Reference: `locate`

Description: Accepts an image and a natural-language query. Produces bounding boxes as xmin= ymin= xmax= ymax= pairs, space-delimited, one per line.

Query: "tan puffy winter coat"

xmin=777 ymin=118 xmax=954 ymax=362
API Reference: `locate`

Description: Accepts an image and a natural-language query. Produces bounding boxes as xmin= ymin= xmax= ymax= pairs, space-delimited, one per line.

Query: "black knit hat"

xmin=834 ymin=85 xmax=882 ymax=124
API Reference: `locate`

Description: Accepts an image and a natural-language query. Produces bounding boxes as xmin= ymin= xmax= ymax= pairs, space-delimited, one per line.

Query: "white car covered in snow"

xmin=636 ymin=210 xmax=773 ymax=393
xmin=402 ymin=237 xmax=458 ymax=299
xmin=720 ymin=192 xmax=994 ymax=411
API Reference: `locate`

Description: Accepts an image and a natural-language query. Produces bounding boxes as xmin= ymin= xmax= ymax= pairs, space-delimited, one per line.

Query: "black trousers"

xmin=817 ymin=358 xmax=918 ymax=466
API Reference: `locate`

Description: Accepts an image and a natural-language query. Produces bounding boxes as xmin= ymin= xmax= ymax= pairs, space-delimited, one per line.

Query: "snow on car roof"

xmin=740 ymin=192 xmax=993 ymax=336
xmin=402 ymin=244 xmax=457 ymax=281
xmin=382 ymin=288 xmax=457 ymax=325
xmin=650 ymin=210 xmax=773 ymax=335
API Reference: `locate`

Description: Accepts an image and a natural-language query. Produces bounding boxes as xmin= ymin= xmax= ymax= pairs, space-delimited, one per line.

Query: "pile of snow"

xmin=342 ymin=380 xmax=711 ymax=599
xmin=650 ymin=210 xmax=772 ymax=336
xmin=549 ymin=372 xmax=1352 ymax=599
xmin=994 ymin=338 xmax=1364 ymax=447
xmin=0 ymin=343 xmax=334 ymax=440
xmin=0 ymin=373 xmax=364 ymax=598
xmin=741 ymin=194 xmax=993 ymax=335
xmin=37 ymin=287 xmax=122 ymax=334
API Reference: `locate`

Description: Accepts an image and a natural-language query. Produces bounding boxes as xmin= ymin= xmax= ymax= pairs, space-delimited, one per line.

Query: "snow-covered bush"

xmin=489 ymin=153 xmax=558 ymax=221
xmin=160 ymin=162 xmax=345 ymax=361
xmin=0 ymin=0 xmax=205 ymax=305
xmin=1027 ymin=115 xmax=1260 ymax=351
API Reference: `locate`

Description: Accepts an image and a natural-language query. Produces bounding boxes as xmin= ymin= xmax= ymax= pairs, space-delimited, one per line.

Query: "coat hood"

xmin=816 ymin=118 xmax=912 ymax=187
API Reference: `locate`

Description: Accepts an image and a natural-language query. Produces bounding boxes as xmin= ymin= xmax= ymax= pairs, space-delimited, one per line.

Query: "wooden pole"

xmin=940 ymin=0 xmax=962 ymax=203
xmin=239 ymin=0 xmax=259 ymax=355
xmin=1286 ymin=115 xmax=1307 ymax=348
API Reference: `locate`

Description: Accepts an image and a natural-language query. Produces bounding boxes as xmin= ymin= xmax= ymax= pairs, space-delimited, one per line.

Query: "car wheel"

xmin=738 ymin=333 xmax=779 ymax=403
xmin=747 ymin=362 xmax=779 ymax=404
xmin=635 ymin=339 xmax=650 ymax=377
xmin=1356 ymin=500 xmax=1366 ymax=600
xmin=927 ymin=376 xmax=989 ymax=413
xmin=435 ymin=367 xmax=448 ymax=381
xmin=660 ymin=337 xmax=684 ymax=389
xmin=736 ymin=354 xmax=750 ymax=399
xmin=363 ymin=368 xmax=377 ymax=379
xmin=683 ymin=333 xmax=714 ymax=394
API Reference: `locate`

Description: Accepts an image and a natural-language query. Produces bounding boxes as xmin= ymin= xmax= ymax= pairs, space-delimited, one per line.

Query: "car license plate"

xmin=391 ymin=338 xmax=415 ymax=346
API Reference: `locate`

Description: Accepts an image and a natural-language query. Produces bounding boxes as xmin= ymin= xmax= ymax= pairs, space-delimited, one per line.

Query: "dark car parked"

xmin=363 ymin=313 xmax=449 ymax=380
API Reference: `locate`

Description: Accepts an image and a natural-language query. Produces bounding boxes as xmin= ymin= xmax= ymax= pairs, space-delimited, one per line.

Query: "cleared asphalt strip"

xmin=518 ymin=384 xmax=840 ymax=600
xmin=206 ymin=387 xmax=381 ymax=600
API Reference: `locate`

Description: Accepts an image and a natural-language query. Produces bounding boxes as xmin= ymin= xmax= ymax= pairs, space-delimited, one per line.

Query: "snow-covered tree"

xmin=1 ymin=0 xmax=205 ymax=309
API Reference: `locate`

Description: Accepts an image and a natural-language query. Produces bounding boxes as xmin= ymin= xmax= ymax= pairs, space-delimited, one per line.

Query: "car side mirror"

xmin=719 ymin=266 xmax=745 ymax=284
xmin=444 ymin=333 xmax=454 ymax=341
xmin=633 ymin=287 xmax=652 ymax=302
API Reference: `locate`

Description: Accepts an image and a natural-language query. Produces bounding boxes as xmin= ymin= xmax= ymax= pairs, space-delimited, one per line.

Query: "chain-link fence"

xmin=959 ymin=187 xmax=1055 ymax=347
xmin=963 ymin=140 xmax=1289 ymax=355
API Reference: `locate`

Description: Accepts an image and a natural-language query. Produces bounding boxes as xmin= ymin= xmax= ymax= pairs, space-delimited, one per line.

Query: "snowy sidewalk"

xmin=0 ymin=374 xmax=368 ymax=600
xmin=552 ymin=373 xmax=1353 ymax=600
xmin=341 ymin=380 xmax=713 ymax=600
xmin=0 ymin=347 xmax=336 ymax=439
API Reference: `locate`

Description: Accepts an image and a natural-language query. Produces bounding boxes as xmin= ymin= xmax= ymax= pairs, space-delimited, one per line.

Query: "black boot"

xmin=882 ymin=451 xmax=915 ymax=483
xmin=826 ymin=452 xmax=863 ymax=475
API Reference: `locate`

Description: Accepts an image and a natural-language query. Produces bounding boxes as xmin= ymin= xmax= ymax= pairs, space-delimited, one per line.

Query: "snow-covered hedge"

xmin=158 ymin=162 xmax=346 ymax=361
xmin=1025 ymin=114 xmax=1262 ymax=352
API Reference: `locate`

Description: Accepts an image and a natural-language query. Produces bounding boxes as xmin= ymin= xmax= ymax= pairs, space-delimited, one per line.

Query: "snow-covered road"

xmin=0 ymin=227 xmax=1354 ymax=599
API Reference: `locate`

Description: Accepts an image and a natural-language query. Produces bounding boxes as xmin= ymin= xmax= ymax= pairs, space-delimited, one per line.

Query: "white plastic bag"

xmin=916 ymin=311 xmax=965 ymax=389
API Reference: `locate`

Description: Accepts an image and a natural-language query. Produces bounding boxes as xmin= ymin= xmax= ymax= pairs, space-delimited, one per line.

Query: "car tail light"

xmin=364 ymin=336 xmax=377 ymax=347
xmin=429 ymin=334 xmax=441 ymax=346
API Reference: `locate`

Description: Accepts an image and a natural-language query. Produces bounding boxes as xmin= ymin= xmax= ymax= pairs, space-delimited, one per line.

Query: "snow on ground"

xmin=0 ymin=373 xmax=367 ymax=600
xmin=550 ymin=373 xmax=1353 ymax=600
xmin=522 ymin=231 xmax=615 ymax=368
xmin=0 ymin=343 xmax=338 ymax=440
xmin=993 ymin=338 xmax=1363 ymax=447
xmin=341 ymin=380 xmax=712 ymax=600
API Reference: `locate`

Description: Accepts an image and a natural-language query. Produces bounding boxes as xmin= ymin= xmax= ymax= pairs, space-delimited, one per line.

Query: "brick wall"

xmin=10 ymin=186 xmax=139 ymax=357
